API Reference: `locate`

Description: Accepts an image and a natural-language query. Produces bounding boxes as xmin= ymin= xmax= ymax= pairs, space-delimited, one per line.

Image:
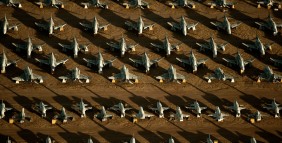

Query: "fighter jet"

xmin=0 ymin=0 xmax=22 ymax=7
xmin=270 ymin=58 xmax=282 ymax=67
xmin=0 ymin=50 xmax=20 ymax=73
xmin=108 ymin=65 xmax=139 ymax=84
xmin=107 ymin=36 xmax=138 ymax=57
xmin=35 ymin=16 xmax=66 ymax=35
xmin=222 ymin=51 xmax=254 ymax=74
xmin=156 ymin=65 xmax=186 ymax=83
xmin=0 ymin=100 xmax=12 ymax=119
xmin=58 ymin=37 xmax=90 ymax=58
xmin=79 ymin=16 xmax=110 ymax=35
xmin=149 ymin=101 xmax=169 ymax=118
xmin=54 ymin=107 xmax=73 ymax=123
xmin=257 ymin=0 xmax=281 ymax=9
xmin=204 ymin=67 xmax=235 ymax=83
xmin=81 ymin=0 xmax=108 ymax=9
xmin=168 ymin=0 xmax=196 ymax=9
xmin=208 ymin=106 xmax=228 ymax=122
xmin=176 ymin=50 xmax=209 ymax=73
xmin=35 ymin=52 xmax=68 ymax=74
xmin=59 ymin=67 xmax=90 ymax=83
xmin=206 ymin=134 xmax=213 ymax=143
xmin=12 ymin=36 xmax=45 ymax=58
xmin=45 ymin=136 xmax=54 ymax=143
xmin=257 ymin=66 xmax=282 ymax=82
xmin=125 ymin=16 xmax=155 ymax=35
xmin=35 ymin=0 xmax=64 ymax=8
xmin=129 ymin=52 xmax=163 ymax=73
xmin=242 ymin=35 xmax=273 ymax=56
xmin=208 ymin=0 xmax=237 ymax=8
xmin=263 ymin=98 xmax=282 ymax=118
xmin=168 ymin=136 xmax=175 ymax=143
xmin=88 ymin=136 xmax=94 ymax=143
xmin=227 ymin=100 xmax=246 ymax=117
xmin=12 ymin=66 xmax=43 ymax=84
xmin=94 ymin=106 xmax=113 ymax=121
xmin=72 ymin=98 xmax=92 ymax=118
xmin=185 ymin=100 xmax=207 ymax=117
xmin=150 ymin=36 xmax=181 ymax=56
xmin=250 ymin=137 xmax=257 ymax=143
xmin=135 ymin=106 xmax=154 ymax=120
xmin=169 ymin=106 xmax=189 ymax=121
xmin=210 ymin=14 xmax=241 ymax=35
xmin=248 ymin=110 xmax=263 ymax=122
xmin=255 ymin=14 xmax=282 ymax=36
xmin=122 ymin=0 xmax=149 ymax=9
xmin=1 ymin=14 xmax=20 ymax=35
xmin=13 ymin=108 xmax=31 ymax=123
xmin=110 ymin=102 xmax=132 ymax=118
xmin=196 ymin=36 xmax=228 ymax=58
xmin=34 ymin=101 xmax=52 ymax=118
xmin=167 ymin=16 xmax=198 ymax=36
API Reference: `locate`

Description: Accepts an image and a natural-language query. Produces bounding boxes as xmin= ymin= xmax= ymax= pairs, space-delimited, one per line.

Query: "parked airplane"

xmin=135 ymin=106 xmax=154 ymax=120
xmin=156 ymin=65 xmax=186 ymax=83
xmin=169 ymin=106 xmax=189 ymax=121
xmin=204 ymin=67 xmax=235 ymax=83
xmin=12 ymin=36 xmax=45 ymax=58
xmin=211 ymin=14 xmax=241 ymax=35
xmin=185 ymin=100 xmax=207 ymax=117
xmin=46 ymin=136 xmax=54 ymax=143
xmin=108 ymin=65 xmax=139 ymax=84
xmin=88 ymin=136 xmax=94 ymax=143
xmin=208 ymin=0 xmax=237 ymax=8
xmin=35 ymin=16 xmax=66 ymax=35
xmin=1 ymin=14 xmax=20 ymax=35
xmin=0 ymin=100 xmax=12 ymax=119
xmin=123 ymin=0 xmax=149 ymax=9
xmin=123 ymin=136 xmax=136 ymax=143
xmin=125 ymin=16 xmax=155 ymax=34
xmin=227 ymin=100 xmax=246 ymax=117
xmin=129 ymin=52 xmax=163 ymax=73
xmin=110 ymin=102 xmax=132 ymax=118
xmin=79 ymin=16 xmax=110 ymax=35
xmin=255 ymin=14 xmax=282 ymax=36
xmin=35 ymin=0 xmax=64 ymax=8
xmin=34 ymin=101 xmax=52 ymax=118
xmin=257 ymin=66 xmax=282 ymax=82
xmin=250 ymin=137 xmax=257 ymax=143
xmin=54 ymin=107 xmax=73 ymax=123
xmin=107 ymin=36 xmax=138 ymax=57
xmin=242 ymin=35 xmax=272 ymax=56
xmin=168 ymin=136 xmax=175 ymax=143
xmin=196 ymin=36 xmax=228 ymax=58
xmin=0 ymin=50 xmax=20 ymax=73
xmin=168 ymin=0 xmax=196 ymax=8
xmin=14 ymin=108 xmax=31 ymax=123
xmin=94 ymin=106 xmax=113 ymax=121
xmin=150 ymin=36 xmax=181 ymax=56
xmin=149 ymin=101 xmax=169 ymax=118
xmin=58 ymin=37 xmax=90 ymax=58
xmin=72 ymin=98 xmax=92 ymax=118
xmin=12 ymin=66 xmax=43 ymax=84
xmin=81 ymin=0 xmax=108 ymax=9
xmin=209 ymin=106 xmax=228 ymax=122
xmin=59 ymin=67 xmax=90 ymax=83
xmin=263 ymin=98 xmax=282 ymax=118
xmin=35 ymin=52 xmax=68 ymax=74
xmin=167 ymin=16 xmax=198 ymax=36
xmin=0 ymin=0 xmax=22 ymax=7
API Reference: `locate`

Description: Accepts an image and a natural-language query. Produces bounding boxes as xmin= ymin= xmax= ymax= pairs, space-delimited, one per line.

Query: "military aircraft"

xmin=150 ymin=36 xmax=181 ymax=56
xmin=12 ymin=36 xmax=45 ymax=58
xmin=35 ymin=0 xmax=64 ymax=8
xmin=13 ymin=108 xmax=31 ymax=123
xmin=94 ymin=106 xmax=113 ymax=121
xmin=206 ymin=134 xmax=213 ymax=143
xmin=250 ymin=137 xmax=257 ymax=143
xmin=169 ymin=106 xmax=189 ymax=121
xmin=208 ymin=106 xmax=228 ymax=122
xmin=129 ymin=52 xmax=163 ymax=73
xmin=149 ymin=101 xmax=169 ymax=118
xmin=59 ymin=67 xmax=90 ymax=83
xmin=204 ymin=67 xmax=235 ymax=83
xmin=88 ymin=136 xmax=94 ymax=143
xmin=167 ymin=16 xmax=198 ymax=36
xmin=125 ymin=16 xmax=155 ymax=35
xmin=122 ymin=0 xmax=149 ymax=9
xmin=185 ymin=100 xmax=207 ymax=117
xmin=1 ymin=14 xmax=20 ymax=35
xmin=135 ymin=106 xmax=154 ymax=120
xmin=108 ymin=65 xmax=139 ymax=84
xmin=34 ymin=101 xmax=52 ymax=118
xmin=168 ymin=0 xmax=196 ymax=9
xmin=248 ymin=110 xmax=263 ymax=122
xmin=196 ymin=36 xmax=228 ymax=58
xmin=12 ymin=66 xmax=43 ymax=84
xmin=123 ymin=136 xmax=136 ymax=143
xmin=270 ymin=58 xmax=282 ymax=67
xmin=54 ymin=107 xmax=73 ymax=123
xmin=35 ymin=52 xmax=68 ymax=74
xmin=35 ymin=16 xmax=66 ymax=35
xmin=257 ymin=66 xmax=282 ymax=82
xmin=0 ymin=0 xmax=22 ymax=7
xmin=72 ymin=98 xmax=92 ymax=118
xmin=176 ymin=50 xmax=209 ymax=73
xmin=6 ymin=136 xmax=11 ymax=143
xmin=58 ymin=37 xmax=90 ymax=58
xmin=81 ymin=0 xmax=108 ymax=9
xmin=156 ymin=65 xmax=186 ymax=83
xmin=242 ymin=35 xmax=273 ymax=56
xmin=110 ymin=102 xmax=132 ymax=118
xmin=0 ymin=50 xmax=20 ymax=73
xmin=263 ymin=98 xmax=282 ymax=118
xmin=0 ymin=100 xmax=12 ymax=119
xmin=257 ymin=0 xmax=281 ymax=9
xmin=255 ymin=14 xmax=282 ymax=36
xmin=210 ymin=14 xmax=241 ymax=35
xmin=107 ymin=36 xmax=138 ymax=57
xmin=208 ymin=0 xmax=237 ymax=8
xmin=222 ymin=51 xmax=254 ymax=74
xmin=45 ymin=136 xmax=54 ymax=143
xmin=168 ymin=136 xmax=175 ymax=143
xmin=227 ymin=100 xmax=246 ymax=117
xmin=79 ymin=16 xmax=110 ymax=35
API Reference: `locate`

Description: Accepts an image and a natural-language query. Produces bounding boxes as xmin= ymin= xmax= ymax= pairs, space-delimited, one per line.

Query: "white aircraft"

xmin=170 ymin=106 xmax=189 ymax=121
xmin=0 ymin=100 xmax=12 ymax=119
xmin=135 ymin=106 xmax=154 ymax=120
xmin=110 ymin=102 xmax=132 ymax=118
xmin=149 ymin=101 xmax=169 ymax=118
xmin=208 ymin=106 xmax=228 ymax=122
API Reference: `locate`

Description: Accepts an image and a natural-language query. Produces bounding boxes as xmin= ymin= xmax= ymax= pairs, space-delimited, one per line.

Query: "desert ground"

xmin=0 ymin=0 xmax=282 ymax=142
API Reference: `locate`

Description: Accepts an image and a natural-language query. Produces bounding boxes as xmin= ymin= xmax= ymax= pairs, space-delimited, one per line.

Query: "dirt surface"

xmin=0 ymin=0 xmax=282 ymax=142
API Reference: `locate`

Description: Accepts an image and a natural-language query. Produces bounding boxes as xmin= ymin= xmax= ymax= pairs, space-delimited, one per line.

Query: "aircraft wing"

xmin=33 ymin=44 xmax=45 ymax=51
xmin=105 ymin=114 xmax=113 ymax=118
xmin=141 ymin=0 xmax=149 ymax=6
xmin=12 ymin=74 xmax=25 ymax=82
xmin=201 ymin=107 xmax=207 ymax=110
xmin=218 ymin=42 xmax=228 ymax=51
xmin=156 ymin=73 xmax=169 ymax=80
xmin=79 ymin=74 xmax=89 ymax=80
xmin=129 ymin=58 xmax=143 ymax=66
xmin=150 ymin=57 xmax=164 ymax=65
xmin=210 ymin=22 xmax=223 ymax=29
xmin=79 ymin=22 xmax=93 ymax=29
xmin=225 ymin=73 xmax=234 ymax=81
xmin=163 ymin=107 xmax=170 ymax=110
xmin=104 ymin=58 xmax=116 ymax=66
xmin=150 ymin=43 xmax=163 ymax=50
xmin=231 ymin=21 xmax=242 ymax=29
xmin=99 ymin=24 xmax=110 ymax=30
xmin=145 ymin=113 xmax=154 ymax=118
xmin=106 ymin=42 xmax=119 ymax=50
xmin=58 ymin=43 xmax=72 ymax=50
xmin=244 ymin=58 xmax=255 ymax=65
xmin=83 ymin=58 xmax=98 ymax=66
xmin=108 ymin=73 xmax=122 ymax=80
xmin=276 ymin=23 xmax=282 ymax=28
xmin=186 ymin=22 xmax=198 ymax=30
xmin=149 ymin=107 xmax=158 ymax=111
xmin=196 ymin=42 xmax=210 ymax=50
xmin=56 ymin=58 xmax=68 ymax=66
xmin=125 ymin=21 xmax=138 ymax=30
xmin=35 ymin=22 xmax=48 ymax=30
xmin=58 ymin=75 xmax=71 ymax=80
xmin=12 ymin=43 xmax=26 ymax=50
xmin=270 ymin=58 xmax=282 ymax=65
xmin=128 ymin=73 xmax=138 ymax=80
xmin=110 ymin=105 xmax=120 ymax=111
xmin=144 ymin=23 xmax=155 ymax=30
xmin=167 ymin=22 xmax=181 ymax=30
xmin=176 ymin=73 xmax=185 ymax=80
xmin=197 ymin=58 xmax=209 ymax=66
xmin=35 ymin=58 xmax=49 ymax=65
xmin=54 ymin=24 xmax=67 ymax=30
xmin=32 ymin=73 xmax=43 ymax=81
xmin=242 ymin=43 xmax=256 ymax=50
xmin=222 ymin=58 xmax=236 ymax=65
xmin=176 ymin=58 xmax=190 ymax=65
xmin=127 ymin=44 xmax=138 ymax=51
xmin=8 ymin=23 xmax=20 ymax=31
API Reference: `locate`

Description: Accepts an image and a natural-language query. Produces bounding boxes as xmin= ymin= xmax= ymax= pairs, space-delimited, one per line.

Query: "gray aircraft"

xmin=204 ymin=67 xmax=235 ymax=83
xmin=227 ymin=100 xmax=246 ymax=117
xmin=257 ymin=0 xmax=281 ymax=9
xmin=0 ymin=0 xmax=22 ymax=7
xmin=167 ymin=16 xmax=198 ymax=36
xmin=35 ymin=52 xmax=68 ymax=73
xmin=123 ymin=0 xmax=149 ymax=9
xmin=94 ymin=106 xmax=113 ymax=121
xmin=168 ymin=0 xmax=196 ymax=8
xmin=35 ymin=16 xmax=66 ymax=35
xmin=196 ymin=36 xmax=228 ymax=58
xmin=79 ymin=16 xmax=110 ymax=35
xmin=0 ymin=50 xmax=20 ymax=73
xmin=250 ymin=137 xmax=257 ymax=143
xmin=208 ymin=106 xmax=228 ymax=122
xmin=1 ymin=14 xmax=20 ymax=35
xmin=14 ymin=108 xmax=31 ymax=123
xmin=35 ymin=0 xmax=64 ymax=8
xmin=59 ymin=67 xmax=90 ymax=83
xmin=263 ymin=98 xmax=282 ymax=118
xmin=72 ymin=98 xmax=92 ymax=118
xmin=257 ymin=66 xmax=282 ymax=82
xmin=135 ymin=106 xmax=154 ymax=120
xmin=211 ymin=14 xmax=241 ymax=35
xmin=107 ymin=36 xmax=138 ymax=57
xmin=168 ymin=136 xmax=175 ymax=143
xmin=150 ymin=36 xmax=181 ymax=56
xmin=54 ymin=107 xmax=73 ymax=123
xmin=12 ymin=36 xmax=45 ymax=58
xmin=149 ymin=101 xmax=169 ymax=118
xmin=129 ymin=52 xmax=163 ymax=73
xmin=58 ymin=37 xmax=89 ymax=58
xmin=255 ymin=14 xmax=282 ymax=36
xmin=222 ymin=51 xmax=254 ymax=74
xmin=208 ymin=0 xmax=237 ymax=8
xmin=81 ymin=0 xmax=108 ymax=9
xmin=270 ymin=58 xmax=282 ymax=67
xmin=176 ymin=50 xmax=209 ymax=73
xmin=248 ymin=110 xmax=263 ymax=122
xmin=34 ymin=101 xmax=52 ymax=118
xmin=0 ymin=100 xmax=12 ymax=119
xmin=108 ymin=65 xmax=139 ymax=84
xmin=242 ymin=35 xmax=272 ymax=56
xmin=169 ymin=106 xmax=189 ymax=122
xmin=110 ymin=102 xmax=132 ymax=118
xmin=185 ymin=100 xmax=207 ymax=117
xmin=156 ymin=65 xmax=186 ymax=83
xmin=12 ymin=66 xmax=43 ymax=84
xmin=125 ymin=16 xmax=155 ymax=35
